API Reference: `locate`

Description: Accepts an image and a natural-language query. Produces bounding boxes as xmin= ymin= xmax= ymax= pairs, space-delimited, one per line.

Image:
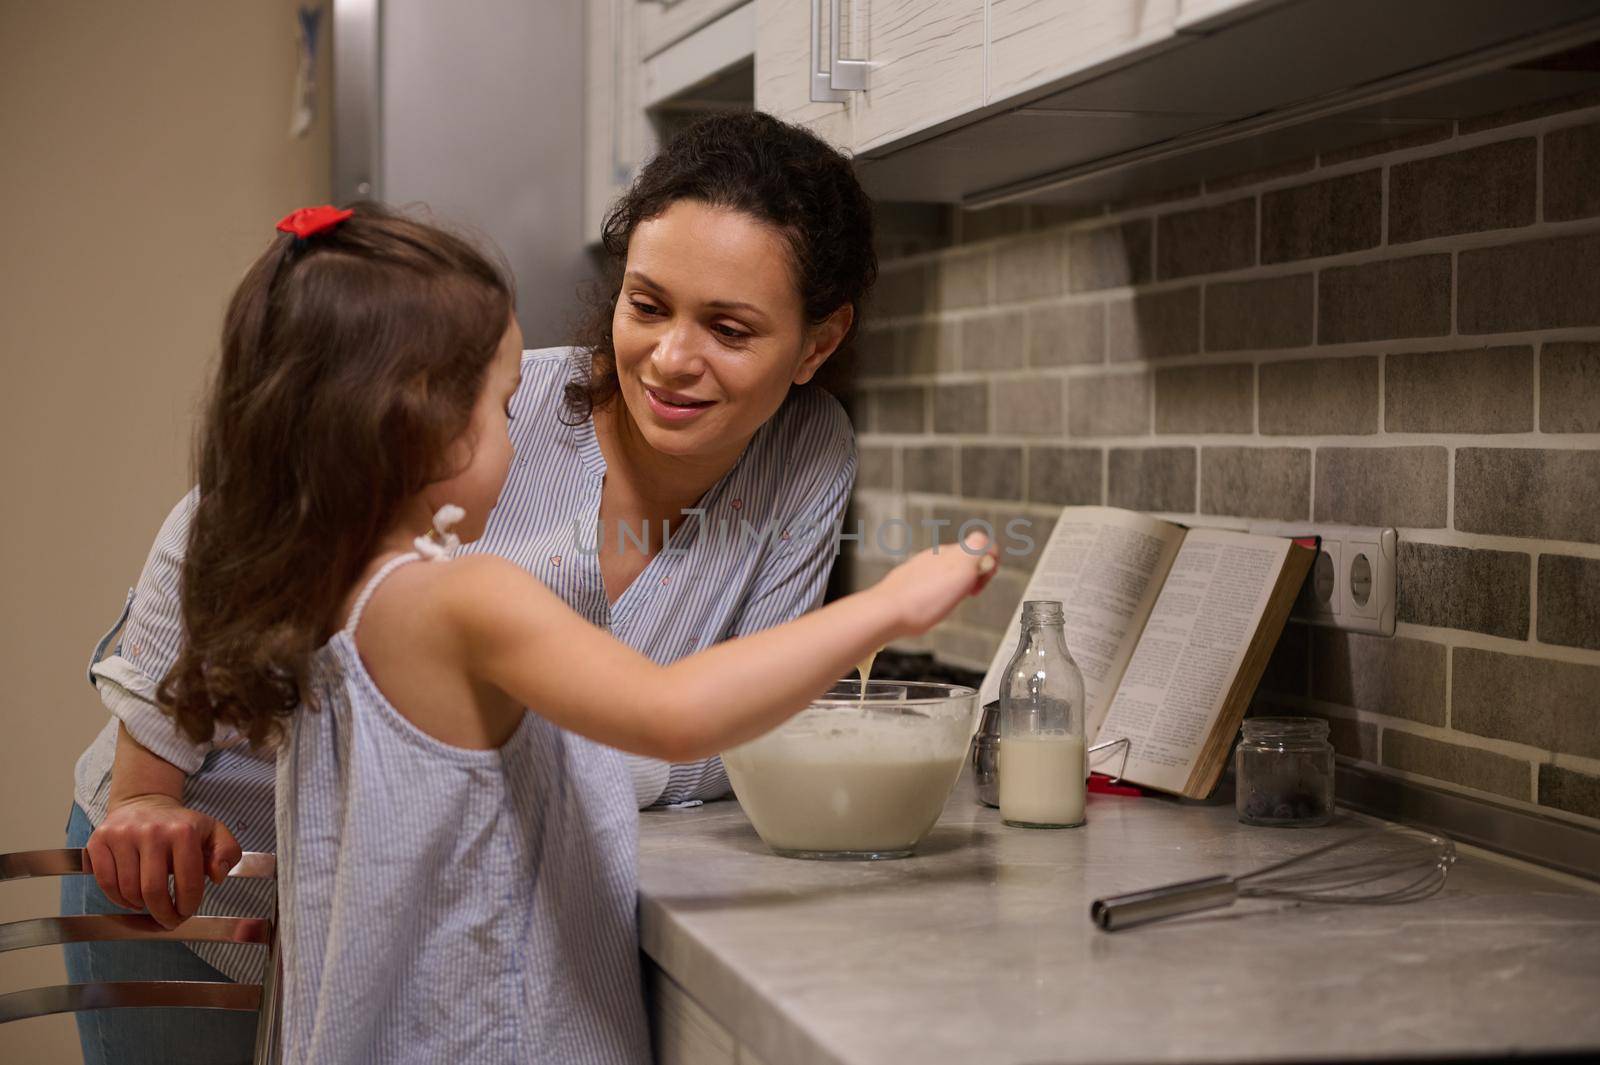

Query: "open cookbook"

xmin=978 ymin=507 xmax=1315 ymax=800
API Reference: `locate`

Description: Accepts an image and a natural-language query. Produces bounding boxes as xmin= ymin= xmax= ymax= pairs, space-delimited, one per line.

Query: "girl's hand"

xmin=84 ymin=795 xmax=242 ymax=929
xmin=873 ymin=531 xmax=1001 ymax=637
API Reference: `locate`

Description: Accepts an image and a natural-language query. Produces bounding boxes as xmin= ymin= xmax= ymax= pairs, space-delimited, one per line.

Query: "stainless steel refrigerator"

xmin=332 ymin=0 xmax=594 ymax=346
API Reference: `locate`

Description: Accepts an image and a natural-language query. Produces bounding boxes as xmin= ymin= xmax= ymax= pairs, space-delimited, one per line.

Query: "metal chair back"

xmin=0 ymin=847 xmax=279 ymax=1064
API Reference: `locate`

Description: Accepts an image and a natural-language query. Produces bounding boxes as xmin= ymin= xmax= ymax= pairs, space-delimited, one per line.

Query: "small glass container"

xmin=1235 ymin=717 xmax=1335 ymax=827
xmin=998 ymin=600 xmax=1087 ymax=829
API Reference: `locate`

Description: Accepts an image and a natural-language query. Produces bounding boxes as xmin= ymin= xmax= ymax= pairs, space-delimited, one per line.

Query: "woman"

xmin=63 ymin=110 xmax=876 ymax=1065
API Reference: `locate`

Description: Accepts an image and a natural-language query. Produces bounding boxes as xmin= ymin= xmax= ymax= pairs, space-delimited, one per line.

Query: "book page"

xmin=1096 ymin=528 xmax=1292 ymax=794
xmin=978 ymin=507 xmax=1186 ymax=737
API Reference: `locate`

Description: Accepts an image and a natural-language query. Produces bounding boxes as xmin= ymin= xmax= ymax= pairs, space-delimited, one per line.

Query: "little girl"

xmin=131 ymin=203 xmax=996 ymax=1063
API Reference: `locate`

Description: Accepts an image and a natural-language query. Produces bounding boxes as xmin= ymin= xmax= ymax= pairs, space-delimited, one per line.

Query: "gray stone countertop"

xmin=637 ymin=772 xmax=1600 ymax=1065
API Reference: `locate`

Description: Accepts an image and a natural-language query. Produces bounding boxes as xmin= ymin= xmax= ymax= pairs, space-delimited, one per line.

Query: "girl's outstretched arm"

xmin=443 ymin=536 xmax=999 ymax=762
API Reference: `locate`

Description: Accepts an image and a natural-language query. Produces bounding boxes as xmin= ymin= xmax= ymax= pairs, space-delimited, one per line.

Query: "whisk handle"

xmin=1091 ymin=874 xmax=1238 ymax=932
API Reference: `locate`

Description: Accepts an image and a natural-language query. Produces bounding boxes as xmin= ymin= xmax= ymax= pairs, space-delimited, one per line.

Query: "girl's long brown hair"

xmin=159 ymin=203 xmax=513 ymax=748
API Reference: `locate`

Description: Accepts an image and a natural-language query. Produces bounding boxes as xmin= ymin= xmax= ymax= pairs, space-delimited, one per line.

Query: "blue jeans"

xmin=61 ymin=803 xmax=258 ymax=1065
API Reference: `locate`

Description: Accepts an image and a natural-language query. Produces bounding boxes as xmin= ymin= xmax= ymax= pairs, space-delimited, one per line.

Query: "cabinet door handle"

xmin=810 ymin=0 xmax=864 ymax=102
xmin=828 ymin=0 xmax=868 ymax=92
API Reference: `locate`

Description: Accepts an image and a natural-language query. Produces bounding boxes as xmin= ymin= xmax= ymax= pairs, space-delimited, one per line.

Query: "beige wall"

xmin=0 ymin=3 xmax=329 ymax=1059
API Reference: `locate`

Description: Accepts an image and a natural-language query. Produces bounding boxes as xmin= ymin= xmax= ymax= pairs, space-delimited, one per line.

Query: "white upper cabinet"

xmin=848 ymin=0 xmax=986 ymax=152
xmin=588 ymin=0 xmax=760 ymax=242
xmin=754 ymin=0 xmax=852 ymax=149
xmin=638 ymin=0 xmax=750 ymax=58
xmin=987 ymin=0 xmax=1181 ymax=103
xmin=586 ymin=0 xmax=649 ymax=241
xmin=755 ymin=0 xmax=986 ymax=154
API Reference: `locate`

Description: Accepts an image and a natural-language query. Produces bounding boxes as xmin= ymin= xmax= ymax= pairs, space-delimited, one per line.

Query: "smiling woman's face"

xmin=610 ymin=199 xmax=846 ymax=461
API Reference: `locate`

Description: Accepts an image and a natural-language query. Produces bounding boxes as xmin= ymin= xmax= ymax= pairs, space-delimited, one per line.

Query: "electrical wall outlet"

xmin=1250 ymin=523 xmax=1397 ymax=636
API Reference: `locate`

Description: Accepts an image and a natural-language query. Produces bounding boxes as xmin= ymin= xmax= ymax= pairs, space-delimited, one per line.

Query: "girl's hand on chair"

xmin=85 ymin=795 xmax=242 ymax=929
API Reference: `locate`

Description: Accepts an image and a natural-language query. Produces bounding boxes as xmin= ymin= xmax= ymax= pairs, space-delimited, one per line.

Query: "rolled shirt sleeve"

xmin=93 ymin=490 xmax=221 ymax=774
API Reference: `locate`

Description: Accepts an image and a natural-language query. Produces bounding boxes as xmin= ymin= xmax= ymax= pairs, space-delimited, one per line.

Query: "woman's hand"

xmin=873 ymin=531 xmax=1001 ymax=637
xmin=84 ymin=795 xmax=241 ymax=929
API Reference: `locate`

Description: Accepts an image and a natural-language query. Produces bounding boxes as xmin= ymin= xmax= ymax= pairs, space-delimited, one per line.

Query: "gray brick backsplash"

xmin=877 ymin=202 xmax=953 ymax=256
xmin=1201 ymin=447 xmax=1310 ymax=520
xmin=1259 ymin=621 xmax=1309 ymax=696
xmin=1538 ymin=554 xmax=1600 ymax=651
xmin=1156 ymin=197 xmax=1256 ymax=280
xmin=1459 ymin=90 xmax=1600 ymax=133
xmin=957 ymin=204 xmax=1028 ymax=244
xmin=848 ymin=107 xmax=1600 ymax=823
xmin=1155 ymin=363 xmax=1254 ymax=434
xmin=930 ymin=503 xmax=976 ymax=546
xmin=1538 ymin=764 xmax=1600 ymax=821
xmin=1113 ymin=184 xmax=1202 ymax=212
xmin=1031 ymin=203 xmax=1109 ymax=230
xmin=935 ymin=249 xmax=990 ymax=309
xmin=1108 ymin=287 xmax=1200 ymax=361
xmin=933 ymin=382 xmax=989 ymax=434
xmin=960 ymin=446 xmax=1024 ymax=501
xmin=1261 ymin=170 xmax=1382 ymax=263
xmin=1107 ymin=447 xmax=1196 ymax=512
xmin=1067 ymin=372 xmax=1151 ymax=437
xmin=1389 ymin=139 xmax=1536 ymax=244
xmin=900 ymin=320 xmax=959 ymax=374
xmin=1396 ymin=542 xmax=1530 ymax=639
xmin=1543 ymin=121 xmax=1600 ymax=222
xmin=856 ymin=327 xmax=898 ymax=377
xmin=1066 ymin=219 xmax=1152 ymax=291
xmin=930 ymin=623 xmax=1001 ymax=671
xmin=999 ymin=509 xmax=1055 ymax=570
xmin=1456 ymin=448 xmax=1600 ymax=543
xmin=1458 ymin=231 xmax=1600 ymax=334
xmin=994 ymin=377 xmax=1065 ymax=437
xmin=875 ymin=385 xmax=927 ymax=433
xmin=994 ymin=232 xmax=1065 ymax=303
xmin=1454 ymin=648 xmax=1600 ymax=760
xmin=1385 ymin=346 xmax=1534 ymax=434
xmin=1319 ymin=124 xmax=1452 ymax=165
xmin=1206 ymin=156 xmax=1316 ymax=194
xmin=1541 ymin=342 xmax=1600 ymax=432
xmin=961 ymin=310 xmax=1026 ymax=372
xmin=845 ymin=556 xmax=894 ymax=594
xmin=1204 ymin=274 xmax=1314 ymax=352
xmin=857 ymin=445 xmax=897 ymax=491
xmin=872 ymin=262 xmax=931 ymax=317
xmin=1028 ymin=302 xmax=1105 ymax=367
xmin=1318 ymin=254 xmax=1452 ymax=343
xmin=958 ymin=569 xmax=1028 ymax=632
xmin=1258 ymin=356 xmax=1378 ymax=435
xmin=1310 ymin=629 xmax=1446 ymax=726
xmin=903 ymin=445 xmax=955 ymax=495
xmin=1382 ymin=731 xmax=1529 ymax=801
xmin=1328 ymin=716 xmax=1380 ymax=762
xmin=1314 ymin=447 xmax=1448 ymax=528
xmin=1028 ymin=446 xmax=1102 ymax=505
xmin=840 ymin=392 xmax=870 ymax=433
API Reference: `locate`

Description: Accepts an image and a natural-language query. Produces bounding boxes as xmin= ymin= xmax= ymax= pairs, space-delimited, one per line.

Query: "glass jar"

xmin=1235 ymin=717 xmax=1335 ymax=827
xmin=998 ymin=600 xmax=1087 ymax=829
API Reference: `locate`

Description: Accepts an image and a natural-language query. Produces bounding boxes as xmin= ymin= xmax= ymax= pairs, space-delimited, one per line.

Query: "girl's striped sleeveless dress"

xmin=275 ymin=554 xmax=652 ymax=1064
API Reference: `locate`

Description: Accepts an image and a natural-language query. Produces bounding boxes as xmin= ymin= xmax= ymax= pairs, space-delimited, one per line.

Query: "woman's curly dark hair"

xmin=567 ymin=110 xmax=877 ymax=420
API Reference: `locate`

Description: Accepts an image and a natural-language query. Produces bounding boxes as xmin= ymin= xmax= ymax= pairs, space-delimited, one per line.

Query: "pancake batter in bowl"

xmin=723 ymin=689 xmax=973 ymax=859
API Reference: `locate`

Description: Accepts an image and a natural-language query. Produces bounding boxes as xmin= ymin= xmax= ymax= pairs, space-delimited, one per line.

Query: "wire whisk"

xmin=1091 ymin=825 xmax=1456 ymax=932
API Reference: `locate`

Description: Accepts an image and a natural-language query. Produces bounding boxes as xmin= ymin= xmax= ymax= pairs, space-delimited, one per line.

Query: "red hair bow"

xmin=276 ymin=205 xmax=353 ymax=239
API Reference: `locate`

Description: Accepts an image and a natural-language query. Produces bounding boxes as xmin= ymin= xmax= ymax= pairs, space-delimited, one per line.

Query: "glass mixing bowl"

xmin=722 ymin=680 xmax=980 ymax=860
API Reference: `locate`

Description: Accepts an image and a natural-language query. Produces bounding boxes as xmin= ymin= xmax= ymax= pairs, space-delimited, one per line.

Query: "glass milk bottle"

xmin=999 ymin=600 xmax=1087 ymax=829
